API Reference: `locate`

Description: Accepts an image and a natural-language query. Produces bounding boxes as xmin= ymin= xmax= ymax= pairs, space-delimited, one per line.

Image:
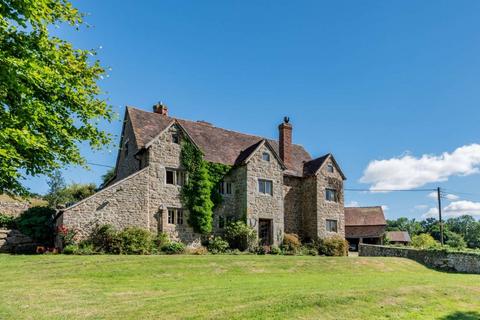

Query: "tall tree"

xmin=0 ymin=0 xmax=113 ymax=195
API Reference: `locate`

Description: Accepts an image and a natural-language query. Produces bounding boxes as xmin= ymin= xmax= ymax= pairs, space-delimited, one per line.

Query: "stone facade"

xmin=60 ymin=108 xmax=347 ymax=246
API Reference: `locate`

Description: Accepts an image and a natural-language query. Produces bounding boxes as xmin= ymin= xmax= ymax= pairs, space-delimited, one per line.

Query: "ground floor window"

xmin=326 ymin=219 xmax=338 ymax=232
xmin=167 ymin=208 xmax=184 ymax=225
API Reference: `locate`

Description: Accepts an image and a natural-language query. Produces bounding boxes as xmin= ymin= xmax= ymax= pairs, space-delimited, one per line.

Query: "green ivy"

xmin=180 ymin=140 xmax=231 ymax=234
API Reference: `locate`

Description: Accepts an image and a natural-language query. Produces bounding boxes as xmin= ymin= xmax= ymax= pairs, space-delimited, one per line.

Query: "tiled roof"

xmin=127 ymin=106 xmax=312 ymax=176
xmin=345 ymin=225 xmax=386 ymax=238
xmin=344 ymin=206 xmax=386 ymax=226
xmin=386 ymin=231 xmax=411 ymax=243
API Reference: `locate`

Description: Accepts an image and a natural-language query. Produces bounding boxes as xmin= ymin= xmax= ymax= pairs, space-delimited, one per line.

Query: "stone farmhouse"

xmin=58 ymin=103 xmax=347 ymax=246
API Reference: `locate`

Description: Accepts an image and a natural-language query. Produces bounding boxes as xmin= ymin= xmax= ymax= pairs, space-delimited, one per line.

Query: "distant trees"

xmin=387 ymin=216 xmax=480 ymax=249
xmin=44 ymin=170 xmax=96 ymax=208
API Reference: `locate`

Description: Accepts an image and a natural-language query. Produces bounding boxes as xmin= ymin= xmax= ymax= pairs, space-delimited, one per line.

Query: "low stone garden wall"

xmin=0 ymin=229 xmax=37 ymax=254
xmin=359 ymin=244 xmax=480 ymax=274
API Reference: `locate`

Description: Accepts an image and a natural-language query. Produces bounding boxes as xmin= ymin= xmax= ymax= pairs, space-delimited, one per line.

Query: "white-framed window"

xmin=325 ymin=188 xmax=337 ymax=202
xmin=165 ymin=169 xmax=187 ymax=186
xmin=327 ymin=163 xmax=334 ymax=173
xmin=326 ymin=219 xmax=338 ymax=232
xmin=262 ymin=152 xmax=270 ymax=161
xmin=258 ymin=179 xmax=273 ymax=195
xmin=219 ymin=181 xmax=232 ymax=195
xmin=167 ymin=208 xmax=184 ymax=225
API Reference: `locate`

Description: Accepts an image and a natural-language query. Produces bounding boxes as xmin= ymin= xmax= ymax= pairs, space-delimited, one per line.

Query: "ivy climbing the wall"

xmin=180 ymin=140 xmax=231 ymax=234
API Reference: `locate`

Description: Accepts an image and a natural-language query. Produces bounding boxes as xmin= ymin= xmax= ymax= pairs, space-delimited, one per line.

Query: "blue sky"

xmin=25 ymin=0 xmax=480 ymax=220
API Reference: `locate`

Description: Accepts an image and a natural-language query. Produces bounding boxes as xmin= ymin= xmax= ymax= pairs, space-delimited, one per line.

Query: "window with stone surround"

xmin=325 ymin=188 xmax=337 ymax=202
xmin=172 ymin=133 xmax=180 ymax=144
xmin=326 ymin=219 xmax=338 ymax=232
xmin=167 ymin=208 xmax=184 ymax=225
xmin=262 ymin=152 xmax=270 ymax=161
xmin=327 ymin=163 xmax=334 ymax=173
xmin=165 ymin=169 xmax=187 ymax=186
xmin=258 ymin=179 xmax=273 ymax=195
xmin=219 ymin=181 xmax=232 ymax=195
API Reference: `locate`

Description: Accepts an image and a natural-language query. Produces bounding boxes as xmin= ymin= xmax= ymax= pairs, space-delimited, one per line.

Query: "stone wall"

xmin=113 ymin=113 xmax=142 ymax=183
xmin=59 ymin=168 xmax=150 ymax=239
xmin=359 ymin=244 xmax=480 ymax=274
xmin=315 ymin=160 xmax=345 ymax=239
xmin=246 ymin=144 xmax=284 ymax=245
xmin=283 ymin=175 xmax=303 ymax=236
xmin=147 ymin=124 xmax=200 ymax=244
xmin=0 ymin=201 xmax=29 ymax=217
xmin=0 ymin=229 xmax=37 ymax=253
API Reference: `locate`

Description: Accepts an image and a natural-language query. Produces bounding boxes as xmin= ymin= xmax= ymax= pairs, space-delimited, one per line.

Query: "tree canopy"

xmin=0 ymin=0 xmax=113 ymax=195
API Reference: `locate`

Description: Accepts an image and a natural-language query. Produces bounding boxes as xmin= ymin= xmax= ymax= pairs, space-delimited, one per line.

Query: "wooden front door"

xmin=259 ymin=219 xmax=272 ymax=246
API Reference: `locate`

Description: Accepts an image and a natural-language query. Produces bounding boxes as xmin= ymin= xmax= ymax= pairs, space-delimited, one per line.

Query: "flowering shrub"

xmin=57 ymin=225 xmax=77 ymax=247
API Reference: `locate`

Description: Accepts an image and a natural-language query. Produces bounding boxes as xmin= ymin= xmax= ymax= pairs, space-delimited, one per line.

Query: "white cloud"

xmin=423 ymin=200 xmax=480 ymax=218
xmin=360 ymin=144 xmax=480 ymax=190
xmin=381 ymin=205 xmax=389 ymax=211
xmin=428 ymin=192 xmax=459 ymax=201
xmin=346 ymin=201 xmax=359 ymax=207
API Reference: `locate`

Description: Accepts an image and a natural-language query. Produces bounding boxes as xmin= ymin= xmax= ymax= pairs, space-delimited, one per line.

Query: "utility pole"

xmin=437 ymin=187 xmax=444 ymax=245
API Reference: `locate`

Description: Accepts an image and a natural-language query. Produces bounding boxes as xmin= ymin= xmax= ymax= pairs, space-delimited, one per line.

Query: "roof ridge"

xmin=127 ymin=105 xmax=308 ymax=149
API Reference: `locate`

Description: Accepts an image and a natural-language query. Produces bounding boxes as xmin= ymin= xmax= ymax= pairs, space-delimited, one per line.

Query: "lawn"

xmin=0 ymin=255 xmax=479 ymax=319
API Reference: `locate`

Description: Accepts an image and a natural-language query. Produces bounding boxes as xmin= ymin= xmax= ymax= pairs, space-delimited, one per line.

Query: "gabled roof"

xmin=345 ymin=206 xmax=386 ymax=226
xmin=126 ymin=106 xmax=312 ymax=176
xmin=303 ymin=154 xmax=346 ymax=180
xmin=386 ymin=231 xmax=411 ymax=243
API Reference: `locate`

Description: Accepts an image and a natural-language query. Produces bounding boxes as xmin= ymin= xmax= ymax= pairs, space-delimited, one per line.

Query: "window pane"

xmin=262 ymin=152 xmax=270 ymax=161
xmin=176 ymin=171 xmax=185 ymax=186
xmin=326 ymin=189 xmax=336 ymax=202
xmin=326 ymin=219 xmax=338 ymax=232
xmin=172 ymin=134 xmax=179 ymax=144
xmin=166 ymin=170 xmax=175 ymax=184
xmin=259 ymin=180 xmax=265 ymax=193
xmin=219 ymin=182 xmax=225 ymax=195
xmin=226 ymin=182 xmax=232 ymax=195
xmin=177 ymin=210 xmax=183 ymax=225
xmin=266 ymin=181 xmax=273 ymax=195
xmin=168 ymin=210 xmax=175 ymax=224
xmin=327 ymin=164 xmax=334 ymax=173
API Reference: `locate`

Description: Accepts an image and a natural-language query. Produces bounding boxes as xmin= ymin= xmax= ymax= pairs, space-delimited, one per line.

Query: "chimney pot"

xmin=279 ymin=117 xmax=292 ymax=169
xmin=153 ymin=102 xmax=168 ymax=116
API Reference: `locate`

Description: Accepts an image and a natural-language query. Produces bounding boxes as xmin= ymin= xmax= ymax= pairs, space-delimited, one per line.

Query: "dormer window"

xmin=262 ymin=152 xmax=270 ymax=161
xmin=172 ymin=133 xmax=180 ymax=144
xmin=327 ymin=163 xmax=334 ymax=173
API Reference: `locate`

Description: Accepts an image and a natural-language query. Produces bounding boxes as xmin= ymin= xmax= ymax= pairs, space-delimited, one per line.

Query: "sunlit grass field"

xmin=0 ymin=254 xmax=479 ymax=319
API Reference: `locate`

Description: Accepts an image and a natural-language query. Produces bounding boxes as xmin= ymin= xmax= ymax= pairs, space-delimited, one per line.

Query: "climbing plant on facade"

xmin=180 ymin=140 xmax=231 ymax=234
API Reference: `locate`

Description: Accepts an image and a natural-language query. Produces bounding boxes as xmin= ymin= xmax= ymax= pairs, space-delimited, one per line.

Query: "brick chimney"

xmin=153 ymin=102 xmax=168 ymax=116
xmin=279 ymin=116 xmax=292 ymax=169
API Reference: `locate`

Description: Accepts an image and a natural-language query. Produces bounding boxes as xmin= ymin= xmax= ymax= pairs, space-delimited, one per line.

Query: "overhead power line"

xmin=345 ymin=188 xmax=436 ymax=192
xmin=87 ymin=162 xmax=114 ymax=169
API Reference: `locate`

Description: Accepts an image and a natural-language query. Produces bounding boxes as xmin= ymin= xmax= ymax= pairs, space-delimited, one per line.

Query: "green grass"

xmin=0 ymin=255 xmax=479 ymax=319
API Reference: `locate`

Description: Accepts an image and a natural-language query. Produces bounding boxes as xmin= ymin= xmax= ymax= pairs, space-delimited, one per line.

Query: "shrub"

xmin=207 ymin=236 xmax=229 ymax=254
xmin=282 ymin=233 xmax=301 ymax=254
xmin=118 ymin=227 xmax=154 ymax=255
xmin=90 ymin=224 xmax=121 ymax=254
xmin=63 ymin=244 xmax=78 ymax=255
xmin=270 ymin=245 xmax=281 ymax=255
xmin=0 ymin=213 xmax=16 ymax=229
xmin=318 ymin=236 xmax=348 ymax=256
xmin=446 ymin=232 xmax=467 ymax=249
xmin=186 ymin=246 xmax=208 ymax=255
xmin=411 ymin=233 xmax=440 ymax=249
xmin=155 ymin=232 xmax=170 ymax=247
xmin=224 ymin=221 xmax=257 ymax=251
xmin=57 ymin=225 xmax=77 ymax=247
xmin=16 ymin=206 xmax=56 ymax=245
xmin=161 ymin=241 xmax=186 ymax=254
xmin=75 ymin=242 xmax=96 ymax=255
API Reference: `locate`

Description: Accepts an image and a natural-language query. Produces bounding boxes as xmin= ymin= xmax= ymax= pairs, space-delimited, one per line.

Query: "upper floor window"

xmin=258 ymin=179 xmax=273 ymax=195
xmin=327 ymin=163 xmax=334 ymax=173
xmin=326 ymin=219 xmax=338 ymax=232
xmin=168 ymin=208 xmax=184 ymax=225
xmin=219 ymin=181 xmax=232 ymax=195
xmin=166 ymin=169 xmax=187 ymax=186
xmin=172 ymin=133 xmax=180 ymax=144
xmin=262 ymin=152 xmax=270 ymax=162
xmin=325 ymin=188 xmax=337 ymax=202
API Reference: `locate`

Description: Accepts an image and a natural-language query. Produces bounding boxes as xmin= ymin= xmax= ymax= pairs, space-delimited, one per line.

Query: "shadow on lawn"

xmin=440 ymin=311 xmax=480 ymax=320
